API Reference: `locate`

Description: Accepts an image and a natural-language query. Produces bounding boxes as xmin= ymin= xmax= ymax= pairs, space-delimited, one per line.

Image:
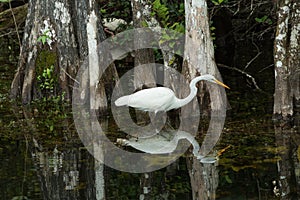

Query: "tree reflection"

xmin=274 ymin=122 xmax=300 ymax=199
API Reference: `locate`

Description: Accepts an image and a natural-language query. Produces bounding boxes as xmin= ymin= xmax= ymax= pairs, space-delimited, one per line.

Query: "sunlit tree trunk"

xmin=273 ymin=0 xmax=300 ymax=120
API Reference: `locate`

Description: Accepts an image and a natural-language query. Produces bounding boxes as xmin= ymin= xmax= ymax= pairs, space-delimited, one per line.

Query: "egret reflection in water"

xmin=117 ymin=130 xmax=203 ymax=159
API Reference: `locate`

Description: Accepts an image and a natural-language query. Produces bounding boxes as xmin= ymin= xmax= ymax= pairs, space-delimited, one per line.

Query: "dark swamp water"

xmin=1 ymin=39 xmax=300 ymax=200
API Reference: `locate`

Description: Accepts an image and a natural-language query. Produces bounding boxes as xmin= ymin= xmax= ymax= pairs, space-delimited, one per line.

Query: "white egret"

xmin=115 ymin=74 xmax=229 ymax=113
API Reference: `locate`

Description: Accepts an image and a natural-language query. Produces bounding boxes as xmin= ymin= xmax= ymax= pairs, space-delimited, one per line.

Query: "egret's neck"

xmin=173 ymin=76 xmax=204 ymax=108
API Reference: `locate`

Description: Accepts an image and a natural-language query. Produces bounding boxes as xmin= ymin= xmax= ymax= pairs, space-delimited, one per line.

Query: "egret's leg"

xmin=149 ymin=111 xmax=167 ymax=134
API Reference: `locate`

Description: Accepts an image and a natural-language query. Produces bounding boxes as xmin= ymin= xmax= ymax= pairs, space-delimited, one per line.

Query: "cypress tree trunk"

xmin=131 ymin=0 xmax=157 ymax=129
xmin=10 ymin=0 xmax=118 ymax=111
xmin=273 ymin=0 xmax=300 ymax=120
xmin=289 ymin=2 xmax=300 ymax=113
xmin=131 ymin=0 xmax=156 ymax=89
xmin=183 ymin=0 xmax=226 ymax=198
xmin=182 ymin=0 xmax=227 ymax=115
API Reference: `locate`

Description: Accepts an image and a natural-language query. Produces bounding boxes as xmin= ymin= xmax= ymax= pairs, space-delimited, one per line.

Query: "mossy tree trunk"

xmin=273 ymin=0 xmax=300 ymax=120
xmin=10 ymin=0 xmax=117 ymax=111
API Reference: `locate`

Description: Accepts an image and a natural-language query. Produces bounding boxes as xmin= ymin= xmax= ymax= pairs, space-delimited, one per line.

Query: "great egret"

xmin=115 ymin=74 xmax=229 ymax=113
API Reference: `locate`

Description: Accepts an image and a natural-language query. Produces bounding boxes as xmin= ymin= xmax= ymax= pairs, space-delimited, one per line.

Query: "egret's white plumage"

xmin=115 ymin=74 xmax=229 ymax=112
xmin=115 ymin=87 xmax=176 ymax=112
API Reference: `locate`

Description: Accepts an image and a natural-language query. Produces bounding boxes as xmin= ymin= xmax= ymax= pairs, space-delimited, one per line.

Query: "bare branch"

xmin=217 ymin=63 xmax=263 ymax=91
xmin=243 ymin=51 xmax=262 ymax=70
xmin=8 ymin=1 xmax=21 ymax=50
xmin=258 ymin=64 xmax=274 ymax=73
xmin=60 ymin=67 xmax=80 ymax=84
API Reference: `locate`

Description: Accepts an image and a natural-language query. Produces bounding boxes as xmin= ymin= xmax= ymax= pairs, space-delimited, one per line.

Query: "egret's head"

xmin=202 ymin=74 xmax=230 ymax=89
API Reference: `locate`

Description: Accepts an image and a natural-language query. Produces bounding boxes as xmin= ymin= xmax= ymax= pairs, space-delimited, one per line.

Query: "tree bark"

xmin=10 ymin=0 xmax=118 ymax=110
xmin=131 ymin=0 xmax=156 ymax=90
xmin=182 ymin=1 xmax=227 ymax=198
xmin=274 ymin=127 xmax=295 ymax=199
xmin=273 ymin=0 xmax=300 ymax=119
xmin=131 ymin=0 xmax=157 ymax=126
xmin=182 ymin=0 xmax=227 ymax=117
xmin=290 ymin=2 xmax=300 ymax=109
xmin=186 ymin=157 xmax=218 ymax=200
xmin=10 ymin=0 xmax=77 ymax=103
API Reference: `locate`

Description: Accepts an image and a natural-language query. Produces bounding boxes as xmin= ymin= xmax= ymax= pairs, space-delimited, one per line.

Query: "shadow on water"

xmin=1 ymin=40 xmax=300 ymax=200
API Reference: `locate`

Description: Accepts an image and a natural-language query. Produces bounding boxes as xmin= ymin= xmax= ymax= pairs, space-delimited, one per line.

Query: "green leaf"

xmin=0 ymin=0 xmax=11 ymax=2
xmin=37 ymin=36 xmax=47 ymax=45
xmin=37 ymin=30 xmax=51 ymax=45
xmin=266 ymin=19 xmax=273 ymax=25
xmin=100 ymin=8 xmax=106 ymax=14
xmin=46 ymin=68 xmax=51 ymax=78
xmin=169 ymin=42 xmax=175 ymax=48
xmin=261 ymin=15 xmax=268 ymax=21
xmin=141 ymin=20 xmax=148 ymax=27
xmin=225 ymin=175 xmax=232 ymax=184
xmin=49 ymin=125 xmax=54 ymax=132
xmin=255 ymin=15 xmax=269 ymax=23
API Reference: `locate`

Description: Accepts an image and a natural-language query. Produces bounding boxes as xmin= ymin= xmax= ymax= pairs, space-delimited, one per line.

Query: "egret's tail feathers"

xmin=115 ymin=95 xmax=129 ymax=106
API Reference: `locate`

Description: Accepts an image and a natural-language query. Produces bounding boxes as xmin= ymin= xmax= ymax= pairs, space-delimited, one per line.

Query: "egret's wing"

xmin=128 ymin=87 xmax=175 ymax=112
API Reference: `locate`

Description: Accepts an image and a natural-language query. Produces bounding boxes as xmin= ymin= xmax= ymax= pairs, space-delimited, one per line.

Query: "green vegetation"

xmin=37 ymin=30 xmax=51 ymax=45
xmin=255 ymin=15 xmax=273 ymax=25
xmin=99 ymin=0 xmax=132 ymax=23
xmin=35 ymin=50 xmax=60 ymax=101
xmin=211 ymin=0 xmax=227 ymax=5
xmin=37 ymin=65 xmax=56 ymax=92
xmin=151 ymin=0 xmax=185 ymax=32
xmin=32 ymin=99 xmax=69 ymax=133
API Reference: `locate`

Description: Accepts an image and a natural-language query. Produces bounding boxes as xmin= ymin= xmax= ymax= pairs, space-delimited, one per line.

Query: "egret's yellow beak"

xmin=214 ymin=79 xmax=230 ymax=89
